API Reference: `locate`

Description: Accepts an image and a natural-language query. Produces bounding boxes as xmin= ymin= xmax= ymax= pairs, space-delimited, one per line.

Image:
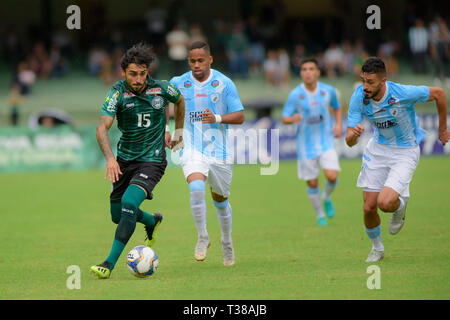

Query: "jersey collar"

xmin=191 ymin=69 xmax=214 ymax=87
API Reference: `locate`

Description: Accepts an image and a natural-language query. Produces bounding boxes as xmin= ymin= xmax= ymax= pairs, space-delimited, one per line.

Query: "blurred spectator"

xmin=145 ymin=7 xmax=167 ymax=50
xmin=188 ymin=23 xmax=207 ymax=47
xmin=29 ymin=42 xmax=52 ymax=79
xmin=14 ymin=60 xmax=36 ymax=96
xmin=263 ymin=49 xmax=290 ymax=87
xmin=429 ymin=17 xmax=450 ymax=87
xmin=323 ymin=43 xmax=345 ymax=78
xmin=41 ymin=116 xmax=56 ymax=128
xmin=166 ymin=24 xmax=189 ymax=75
xmin=226 ymin=22 xmax=250 ymax=78
xmin=408 ymin=18 xmax=429 ymax=74
xmin=88 ymin=45 xmax=109 ymax=76
xmin=352 ymin=39 xmax=369 ymax=90
xmin=291 ymin=44 xmax=306 ymax=75
xmin=49 ymin=44 xmax=68 ymax=77
xmin=246 ymin=15 xmax=265 ymax=76
xmin=3 ymin=28 xmax=23 ymax=65
xmin=7 ymin=84 xmax=24 ymax=126
xmin=342 ymin=40 xmax=355 ymax=74
xmin=377 ymin=41 xmax=400 ymax=78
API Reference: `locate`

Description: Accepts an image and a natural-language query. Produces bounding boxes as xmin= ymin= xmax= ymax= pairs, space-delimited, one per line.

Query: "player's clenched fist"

xmin=350 ymin=124 xmax=365 ymax=137
xmin=345 ymin=124 xmax=365 ymax=147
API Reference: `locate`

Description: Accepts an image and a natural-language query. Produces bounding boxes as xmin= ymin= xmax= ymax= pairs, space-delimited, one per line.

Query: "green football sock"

xmin=105 ymin=239 xmax=126 ymax=270
xmin=105 ymin=184 xmax=146 ymax=270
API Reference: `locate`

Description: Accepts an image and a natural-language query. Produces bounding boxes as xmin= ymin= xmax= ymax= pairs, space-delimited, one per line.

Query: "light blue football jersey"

xmin=282 ymin=82 xmax=341 ymax=160
xmin=347 ymin=81 xmax=429 ymax=148
xmin=170 ymin=69 xmax=244 ymax=160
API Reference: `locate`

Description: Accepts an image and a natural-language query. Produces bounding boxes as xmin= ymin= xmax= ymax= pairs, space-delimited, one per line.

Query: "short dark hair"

xmin=189 ymin=41 xmax=211 ymax=54
xmin=300 ymin=57 xmax=319 ymax=68
xmin=361 ymin=57 xmax=386 ymax=76
xmin=120 ymin=42 xmax=155 ymax=71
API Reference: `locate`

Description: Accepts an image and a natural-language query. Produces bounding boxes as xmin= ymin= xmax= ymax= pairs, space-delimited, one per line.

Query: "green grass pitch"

xmin=0 ymin=157 xmax=449 ymax=299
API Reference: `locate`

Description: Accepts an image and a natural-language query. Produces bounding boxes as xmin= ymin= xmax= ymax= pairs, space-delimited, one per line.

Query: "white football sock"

xmin=215 ymin=201 xmax=232 ymax=244
xmin=323 ymin=180 xmax=338 ymax=201
xmin=307 ymin=187 xmax=325 ymax=218
xmin=190 ymin=190 xmax=208 ymax=239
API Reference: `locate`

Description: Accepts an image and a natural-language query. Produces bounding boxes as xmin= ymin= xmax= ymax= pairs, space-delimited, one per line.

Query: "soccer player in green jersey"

xmin=90 ymin=43 xmax=185 ymax=279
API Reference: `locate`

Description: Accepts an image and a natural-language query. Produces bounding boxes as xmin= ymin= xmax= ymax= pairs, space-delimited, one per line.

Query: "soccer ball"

xmin=126 ymin=245 xmax=159 ymax=277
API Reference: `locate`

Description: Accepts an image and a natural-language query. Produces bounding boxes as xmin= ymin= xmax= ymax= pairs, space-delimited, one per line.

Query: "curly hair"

xmin=361 ymin=57 xmax=386 ymax=76
xmin=120 ymin=42 xmax=155 ymax=71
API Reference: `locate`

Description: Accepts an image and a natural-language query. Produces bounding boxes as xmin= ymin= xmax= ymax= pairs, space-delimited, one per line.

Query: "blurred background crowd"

xmin=1 ymin=0 xmax=449 ymax=126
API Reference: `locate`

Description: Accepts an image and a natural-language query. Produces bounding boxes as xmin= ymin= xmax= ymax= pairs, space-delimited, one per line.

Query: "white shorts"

xmin=357 ymin=138 xmax=420 ymax=198
xmin=297 ymin=148 xmax=341 ymax=181
xmin=180 ymin=150 xmax=233 ymax=197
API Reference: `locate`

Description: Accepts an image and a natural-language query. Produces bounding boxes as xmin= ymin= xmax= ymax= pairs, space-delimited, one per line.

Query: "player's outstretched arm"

xmin=345 ymin=124 xmax=365 ymax=147
xmin=96 ymin=115 xmax=122 ymax=182
xmin=428 ymin=87 xmax=450 ymax=146
xmin=171 ymin=95 xmax=185 ymax=150
xmin=199 ymin=108 xmax=244 ymax=124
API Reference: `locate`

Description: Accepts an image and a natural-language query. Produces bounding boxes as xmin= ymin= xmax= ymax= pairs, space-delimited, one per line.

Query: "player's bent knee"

xmin=189 ymin=179 xmax=205 ymax=192
xmin=213 ymin=199 xmax=229 ymax=210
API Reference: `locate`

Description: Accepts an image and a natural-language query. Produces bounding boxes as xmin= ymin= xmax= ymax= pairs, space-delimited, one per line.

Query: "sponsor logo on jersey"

xmin=184 ymin=80 xmax=192 ymax=88
xmin=189 ymin=111 xmax=203 ymax=123
xmin=306 ymin=114 xmax=324 ymax=124
xmin=123 ymin=92 xmax=135 ymax=98
xmin=374 ymin=120 xmax=398 ymax=129
xmin=148 ymin=88 xmax=161 ymax=94
xmin=139 ymin=173 xmax=148 ymax=179
xmin=196 ymin=93 xmax=208 ymax=97
xmin=374 ymin=108 xmax=386 ymax=114
xmin=167 ymin=85 xmax=178 ymax=97
xmin=152 ymin=96 xmax=164 ymax=109
xmin=211 ymin=80 xmax=219 ymax=87
xmin=106 ymin=91 xmax=120 ymax=112
xmin=125 ymin=103 xmax=135 ymax=108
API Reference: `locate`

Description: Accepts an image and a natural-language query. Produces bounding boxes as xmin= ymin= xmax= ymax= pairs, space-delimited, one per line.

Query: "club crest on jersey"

xmin=390 ymin=108 xmax=399 ymax=117
xmin=184 ymin=80 xmax=192 ymax=88
xmin=211 ymin=80 xmax=220 ymax=87
xmin=152 ymin=96 xmax=164 ymax=109
xmin=388 ymin=96 xmax=399 ymax=105
xmin=300 ymin=94 xmax=305 ymax=100
xmin=363 ymin=98 xmax=370 ymax=105
xmin=211 ymin=93 xmax=219 ymax=103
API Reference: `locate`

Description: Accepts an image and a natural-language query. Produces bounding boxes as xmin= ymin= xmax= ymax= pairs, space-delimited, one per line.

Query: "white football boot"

xmin=194 ymin=236 xmax=211 ymax=261
xmin=365 ymin=248 xmax=385 ymax=262
xmin=389 ymin=198 xmax=408 ymax=235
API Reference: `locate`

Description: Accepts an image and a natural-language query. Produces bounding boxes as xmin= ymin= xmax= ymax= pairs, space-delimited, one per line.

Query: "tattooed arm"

xmin=96 ymin=115 xmax=122 ymax=182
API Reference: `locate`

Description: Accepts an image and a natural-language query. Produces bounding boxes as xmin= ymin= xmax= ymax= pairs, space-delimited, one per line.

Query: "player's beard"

xmin=364 ymin=84 xmax=382 ymax=99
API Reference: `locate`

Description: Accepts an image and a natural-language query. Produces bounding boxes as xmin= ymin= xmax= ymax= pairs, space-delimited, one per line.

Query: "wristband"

xmin=165 ymin=125 xmax=170 ymax=132
xmin=214 ymin=115 xmax=222 ymax=123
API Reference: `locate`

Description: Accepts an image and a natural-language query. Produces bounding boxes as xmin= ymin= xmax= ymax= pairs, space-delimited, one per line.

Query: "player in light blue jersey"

xmin=170 ymin=41 xmax=245 ymax=266
xmin=282 ymin=58 xmax=343 ymax=226
xmin=346 ymin=57 xmax=450 ymax=262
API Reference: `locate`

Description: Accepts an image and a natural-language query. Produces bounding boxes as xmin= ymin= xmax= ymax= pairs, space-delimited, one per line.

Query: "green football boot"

xmin=90 ymin=261 xmax=111 ymax=279
xmin=144 ymin=212 xmax=163 ymax=247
